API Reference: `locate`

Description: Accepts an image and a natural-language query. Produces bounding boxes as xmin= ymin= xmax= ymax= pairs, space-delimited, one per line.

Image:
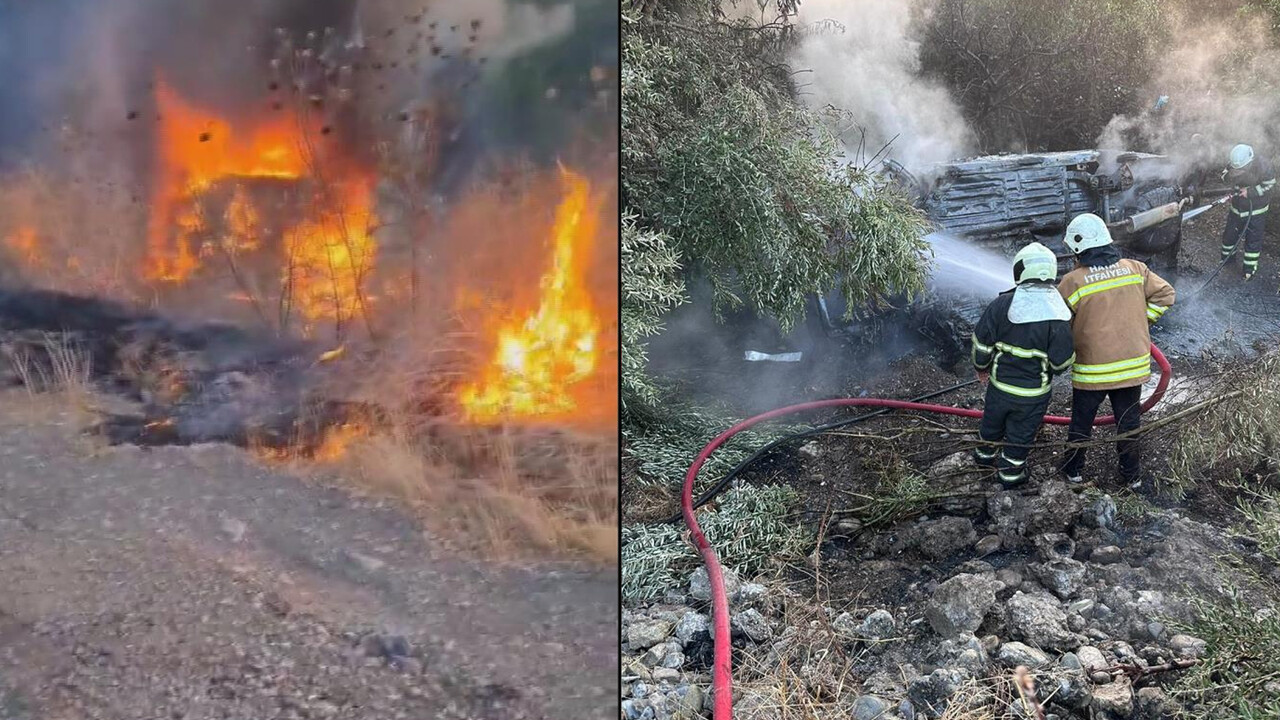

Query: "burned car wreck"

xmin=813 ymin=148 xmax=1225 ymax=364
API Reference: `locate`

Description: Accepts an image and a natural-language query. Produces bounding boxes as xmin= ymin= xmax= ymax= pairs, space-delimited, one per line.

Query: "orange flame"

xmin=458 ymin=169 xmax=601 ymax=422
xmin=144 ymin=78 xmax=377 ymax=325
xmin=147 ymin=78 xmax=310 ymax=282
xmin=283 ymin=182 xmax=377 ymax=324
xmin=5 ymin=225 xmax=42 ymax=266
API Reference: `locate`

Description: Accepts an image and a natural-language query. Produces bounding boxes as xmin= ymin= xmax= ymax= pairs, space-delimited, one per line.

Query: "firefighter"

xmin=1221 ymin=143 xmax=1276 ymax=281
xmin=1057 ymin=213 xmax=1175 ymax=489
xmin=971 ymin=242 xmax=1075 ymax=487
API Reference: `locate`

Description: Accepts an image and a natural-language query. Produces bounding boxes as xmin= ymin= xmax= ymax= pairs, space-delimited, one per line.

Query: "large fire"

xmin=458 ymin=170 xmax=602 ymax=423
xmin=145 ymin=78 xmax=375 ymax=326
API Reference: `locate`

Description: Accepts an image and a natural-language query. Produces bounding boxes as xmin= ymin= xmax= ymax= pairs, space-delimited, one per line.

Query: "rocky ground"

xmin=621 ymin=463 xmax=1280 ymax=719
xmin=0 ymin=392 xmax=618 ymax=720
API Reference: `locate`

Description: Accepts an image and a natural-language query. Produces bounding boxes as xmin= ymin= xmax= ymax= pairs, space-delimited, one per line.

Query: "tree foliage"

xmin=915 ymin=0 xmax=1171 ymax=150
xmin=621 ymin=211 xmax=685 ymax=413
xmin=621 ymin=1 xmax=928 ymax=417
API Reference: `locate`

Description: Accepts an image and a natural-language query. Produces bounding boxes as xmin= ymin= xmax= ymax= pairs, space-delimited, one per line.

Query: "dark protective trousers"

xmin=973 ymin=386 xmax=1050 ymax=486
xmin=1061 ymin=385 xmax=1142 ymax=482
xmin=1223 ymin=211 xmax=1268 ymax=276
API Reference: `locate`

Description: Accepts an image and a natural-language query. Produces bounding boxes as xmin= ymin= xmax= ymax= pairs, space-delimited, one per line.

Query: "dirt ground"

xmin=0 ymin=393 xmax=618 ymax=720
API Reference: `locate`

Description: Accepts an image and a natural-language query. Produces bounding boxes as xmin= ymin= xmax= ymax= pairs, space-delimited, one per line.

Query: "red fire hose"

xmin=682 ymin=343 xmax=1170 ymax=719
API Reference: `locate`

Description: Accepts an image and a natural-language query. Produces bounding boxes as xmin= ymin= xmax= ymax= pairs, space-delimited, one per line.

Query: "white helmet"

xmin=1012 ymin=242 xmax=1058 ymax=284
xmin=1230 ymin=143 xmax=1255 ymax=170
xmin=1062 ymin=213 xmax=1113 ymax=255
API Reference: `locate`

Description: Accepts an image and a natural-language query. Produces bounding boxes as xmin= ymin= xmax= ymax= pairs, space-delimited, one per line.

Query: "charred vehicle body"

xmin=813 ymin=149 xmax=1227 ymax=363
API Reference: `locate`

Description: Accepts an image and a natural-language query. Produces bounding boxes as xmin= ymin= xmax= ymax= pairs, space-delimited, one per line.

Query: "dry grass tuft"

xmin=331 ymin=422 xmax=618 ymax=564
xmin=2 ymin=333 xmax=101 ymax=428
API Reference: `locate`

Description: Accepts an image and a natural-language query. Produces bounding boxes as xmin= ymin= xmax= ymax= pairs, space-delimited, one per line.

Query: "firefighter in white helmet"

xmin=1222 ymin=143 xmax=1276 ymax=281
xmin=970 ymin=242 xmax=1075 ymax=486
xmin=1057 ymin=214 xmax=1175 ymax=489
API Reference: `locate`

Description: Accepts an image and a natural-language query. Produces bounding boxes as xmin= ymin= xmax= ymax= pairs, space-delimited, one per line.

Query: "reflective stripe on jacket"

xmin=1057 ymin=258 xmax=1175 ymax=390
xmin=1230 ymin=155 xmax=1276 ymax=217
xmin=972 ymin=288 xmax=1075 ymax=400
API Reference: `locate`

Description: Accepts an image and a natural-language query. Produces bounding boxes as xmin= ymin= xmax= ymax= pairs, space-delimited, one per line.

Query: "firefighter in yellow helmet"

xmin=1222 ymin=144 xmax=1276 ymax=281
xmin=970 ymin=242 xmax=1074 ymax=486
xmin=1057 ymin=214 xmax=1175 ymax=489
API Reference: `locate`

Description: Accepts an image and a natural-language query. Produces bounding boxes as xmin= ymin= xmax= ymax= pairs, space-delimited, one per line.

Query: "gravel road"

xmin=0 ymin=395 xmax=618 ymax=720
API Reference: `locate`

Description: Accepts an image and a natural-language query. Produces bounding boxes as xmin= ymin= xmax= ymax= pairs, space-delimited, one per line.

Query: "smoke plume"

xmin=1097 ymin=12 xmax=1280 ymax=174
xmin=788 ymin=0 xmax=974 ymax=170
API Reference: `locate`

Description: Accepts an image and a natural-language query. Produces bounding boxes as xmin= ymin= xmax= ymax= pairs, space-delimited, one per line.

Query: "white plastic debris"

xmin=743 ymin=351 xmax=802 ymax=362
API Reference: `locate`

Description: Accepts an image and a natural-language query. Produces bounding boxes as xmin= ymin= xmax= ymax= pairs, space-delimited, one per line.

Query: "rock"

xmin=1090 ymin=670 xmax=1113 ymax=684
xmin=1031 ymin=558 xmax=1088 ymax=600
xmin=1060 ymin=652 xmax=1082 ymax=670
xmin=980 ymin=635 xmax=1001 ymax=654
xmin=731 ymin=609 xmax=772 ymax=643
xmin=674 ymin=612 xmax=710 ymax=645
xmin=799 ymin=441 xmax=821 ymax=457
xmin=628 ymin=620 xmax=674 ymax=650
xmin=995 ymin=568 xmax=1023 ymax=596
xmin=1140 ymin=645 xmax=1166 ymax=665
xmin=975 ymin=534 xmax=1002 ymax=557
xmin=651 ymin=667 xmax=680 ymax=682
xmin=987 ymin=480 xmax=1082 ymax=545
xmin=219 ymin=516 xmax=247 ymax=542
xmin=898 ymin=698 xmax=916 ymax=720
xmin=1091 ymin=675 xmax=1134 ymax=715
xmin=690 ymin=566 xmax=740 ymax=602
xmin=851 ymin=695 xmax=893 ymax=720
xmin=935 ymin=633 xmax=990 ymax=674
xmin=359 ymin=632 xmax=413 ymax=666
xmin=1082 ymin=495 xmax=1117 ymax=530
xmin=1145 ymin=621 xmax=1167 ymax=641
xmin=660 ymin=643 xmax=685 ymax=669
xmin=671 ymin=684 xmax=704 ymax=716
xmin=1076 ymin=645 xmax=1108 ymax=673
xmin=1136 ymin=686 xmax=1179 ymax=719
xmin=913 ymin=517 xmax=978 ymax=561
xmin=734 ymin=582 xmax=768 ymax=608
xmin=924 ymin=573 xmax=1000 ymax=638
xmin=997 ymin=641 xmax=1051 ymax=668
xmin=1004 ymin=591 xmax=1077 ymax=649
xmin=345 ymin=550 xmax=386 ymax=574
xmin=1035 ymin=533 xmax=1076 ymax=562
xmin=927 ymin=451 xmax=969 ymax=478
xmin=1091 ymin=545 xmax=1123 ymax=564
xmin=859 ymin=609 xmax=897 ymax=640
xmin=641 ymin=644 xmax=667 ymax=668
xmin=620 ymin=698 xmax=652 ymax=720
xmin=954 ymin=560 xmax=996 ymax=575
xmin=906 ymin=667 xmax=972 ymax=716
xmin=832 ymin=611 xmax=861 ymax=638
xmin=1169 ymin=633 xmax=1207 ymax=659
xmin=1055 ymin=671 xmax=1092 ymax=709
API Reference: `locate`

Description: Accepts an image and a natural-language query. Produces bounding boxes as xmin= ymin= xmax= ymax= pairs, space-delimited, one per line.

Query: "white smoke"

xmin=788 ymin=0 xmax=975 ymax=170
xmin=1097 ymin=13 xmax=1280 ymax=174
